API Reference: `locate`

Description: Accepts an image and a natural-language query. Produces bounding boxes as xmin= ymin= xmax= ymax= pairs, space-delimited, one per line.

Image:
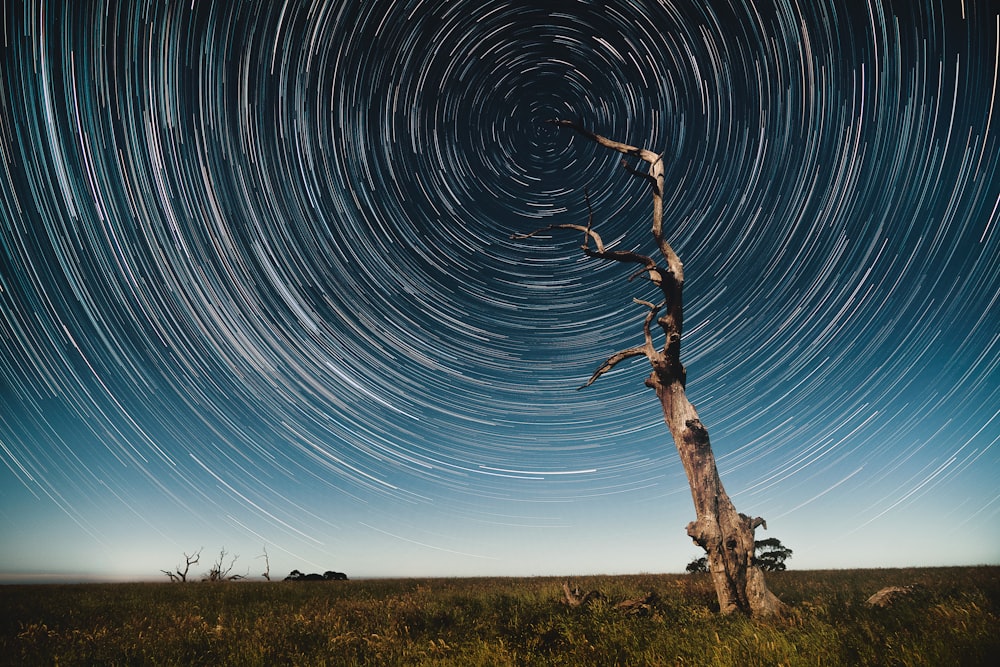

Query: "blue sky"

xmin=2 ymin=0 xmax=999 ymax=583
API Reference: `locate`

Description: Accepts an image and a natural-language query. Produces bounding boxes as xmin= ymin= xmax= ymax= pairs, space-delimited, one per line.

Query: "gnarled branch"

xmin=547 ymin=119 xmax=682 ymax=353
xmin=547 ymin=119 xmax=661 ymax=164
xmin=620 ymin=158 xmax=660 ymax=194
xmin=637 ymin=299 xmax=663 ymax=357
xmin=511 ymin=223 xmax=608 ymax=253
xmin=579 ymin=345 xmax=648 ymax=389
xmin=511 ymin=224 xmax=662 ymax=284
xmin=579 ymin=299 xmax=662 ymax=389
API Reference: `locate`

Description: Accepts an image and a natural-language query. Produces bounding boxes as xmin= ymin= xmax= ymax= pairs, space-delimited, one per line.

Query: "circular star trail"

xmin=1 ymin=1 xmax=998 ymax=576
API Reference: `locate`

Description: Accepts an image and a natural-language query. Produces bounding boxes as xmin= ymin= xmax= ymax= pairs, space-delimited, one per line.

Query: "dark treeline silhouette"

xmin=284 ymin=569 xmax=348 ymax=581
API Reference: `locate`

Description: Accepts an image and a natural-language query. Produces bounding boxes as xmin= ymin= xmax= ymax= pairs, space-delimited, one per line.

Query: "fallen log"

xmin=562 ymin=581 xmax=604 ymax=607
xmin=561 ymin=581 xmax=658 ymax=615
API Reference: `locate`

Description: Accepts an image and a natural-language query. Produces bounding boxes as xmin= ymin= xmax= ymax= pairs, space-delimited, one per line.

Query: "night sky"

xmin=2 ymin=0 xmax=998 ymax=582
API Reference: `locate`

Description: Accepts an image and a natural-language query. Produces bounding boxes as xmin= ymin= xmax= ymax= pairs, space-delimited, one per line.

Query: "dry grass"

xmin=2 ymin=566 xmax=997 ymax=665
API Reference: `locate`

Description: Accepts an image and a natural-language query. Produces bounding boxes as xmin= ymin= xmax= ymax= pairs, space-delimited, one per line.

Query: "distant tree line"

xmin=160 ymin=547 xmax=347 ymax=582
xmin=284 ymin=569 xmax=348 ymax=581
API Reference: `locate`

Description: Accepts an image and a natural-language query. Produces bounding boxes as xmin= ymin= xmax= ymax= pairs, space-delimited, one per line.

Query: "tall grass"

xmin=2 ymin=567 xmax=997 ymax=665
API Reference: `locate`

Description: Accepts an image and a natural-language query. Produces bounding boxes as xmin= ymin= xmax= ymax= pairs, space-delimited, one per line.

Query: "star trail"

xmin=2 ymin=0 xmax=998 ymax=581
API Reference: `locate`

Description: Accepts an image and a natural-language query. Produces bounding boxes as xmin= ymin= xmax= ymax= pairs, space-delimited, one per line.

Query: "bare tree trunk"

xmin=648 ymin=373 xmax=782 ymax=615
xmin=515 ymin=120 xmax=782 ymax=616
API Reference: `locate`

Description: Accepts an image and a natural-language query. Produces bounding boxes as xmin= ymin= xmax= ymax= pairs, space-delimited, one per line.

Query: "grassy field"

xmin=2 ymin=566 xmax=997 ymax=665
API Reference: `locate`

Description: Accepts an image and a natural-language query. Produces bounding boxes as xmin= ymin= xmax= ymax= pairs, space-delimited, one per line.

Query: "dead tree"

xmin=258 ymin=546 xmax=271 ymax=581
xmin=514 ymin=120 xmax=783 ymax=616
xmin=160 ymin=548 xmax=202 ymax=583
xmin=204 ymin=547 xmax=244 ymax=581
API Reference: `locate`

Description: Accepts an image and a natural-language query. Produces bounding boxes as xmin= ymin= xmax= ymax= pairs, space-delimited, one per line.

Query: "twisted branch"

xmin=515 ymin=120 xmax=689 ymax=388
xmin=511 ymin=223 xmax=661 ymax=283
xmin=547 ymin=118 xmax=661 ymax=164
xmin=578 ymin=299 xmax=663 ymax=389
xmin=579 ymin=345 xmax=648 ymax=389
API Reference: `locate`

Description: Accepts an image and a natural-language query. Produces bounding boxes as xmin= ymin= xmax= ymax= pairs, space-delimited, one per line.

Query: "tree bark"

xmin=516 ymin=120 xmax=782 ymax=616
xmin=648 ymin=373 xmax=782 ymax=615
